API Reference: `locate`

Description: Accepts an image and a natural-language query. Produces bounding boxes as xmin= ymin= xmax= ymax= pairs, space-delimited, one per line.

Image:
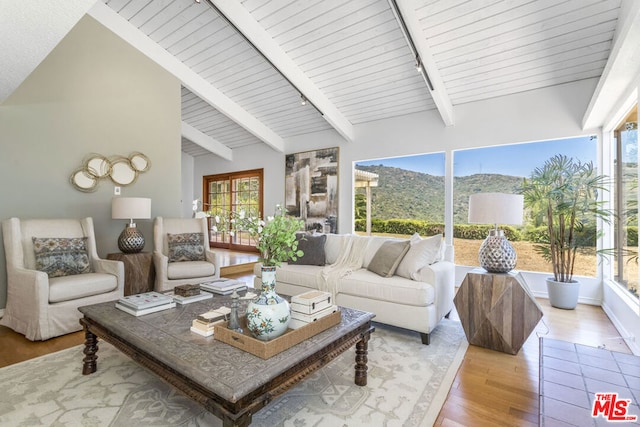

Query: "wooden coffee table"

xmin=78 ymin=295 xmax=375 ymax=427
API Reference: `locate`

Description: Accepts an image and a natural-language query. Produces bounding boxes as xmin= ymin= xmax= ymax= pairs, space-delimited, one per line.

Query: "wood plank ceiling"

xmin=101 ymin=0 xmax=621 ymax=157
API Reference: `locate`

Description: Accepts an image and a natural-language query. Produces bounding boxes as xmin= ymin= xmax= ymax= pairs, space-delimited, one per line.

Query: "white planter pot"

xmin=246 ymin=266 xmax=290 ymax=341
xmin=546 ymin=277 xmax=580 ymax=310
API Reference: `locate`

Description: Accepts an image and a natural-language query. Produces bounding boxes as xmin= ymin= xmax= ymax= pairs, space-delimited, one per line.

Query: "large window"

xmin=453 ymin=137 xmax=598 ymax=276
xmin=203 ymin=169 xmax=263 ymax=251
xmin=613 ymin=104 xmax=638 ymax=297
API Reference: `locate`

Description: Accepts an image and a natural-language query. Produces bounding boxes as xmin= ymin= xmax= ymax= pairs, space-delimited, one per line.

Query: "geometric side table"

xmin=454 ymin=268 xmax=543 ymax=355
xmin=106 ymin=252 xmax=155 ymax=296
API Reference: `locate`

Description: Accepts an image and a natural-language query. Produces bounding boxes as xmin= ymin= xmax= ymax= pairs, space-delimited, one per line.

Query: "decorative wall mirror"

xmin=70 ymin=168 xmax=98 ymax=192
xmin=110 ymin=157 xmax=138 ymax=186
xmin=129 ymin=152 xmax=150 ymax=172
xmin=85 ymin=154 xmax=111 ymax=178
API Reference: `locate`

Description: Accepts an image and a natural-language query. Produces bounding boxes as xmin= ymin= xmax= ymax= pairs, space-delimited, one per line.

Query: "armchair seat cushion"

xmin=338 ymin=269 xmax=435 ymax=307
xmin=49 ymin=273 xmax=118 ymax=303
xmin=167 ymin=260 xmax=216 ymax=280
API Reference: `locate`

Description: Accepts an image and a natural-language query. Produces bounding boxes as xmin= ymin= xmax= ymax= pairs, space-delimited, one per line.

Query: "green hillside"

xmin=355 ymin=165 xmax=524 ymax=223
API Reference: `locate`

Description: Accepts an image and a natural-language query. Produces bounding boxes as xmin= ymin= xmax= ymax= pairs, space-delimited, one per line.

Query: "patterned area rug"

xmin=0 ymin=319 xmax=467 ymax=426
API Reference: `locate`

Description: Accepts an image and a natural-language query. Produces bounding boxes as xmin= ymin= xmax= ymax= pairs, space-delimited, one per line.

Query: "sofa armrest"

xmin=204 ymin=248 xmax=219 ymax=270
xmin=413 ymin=261 xmax=455 ymax=320
xmin=92 ymin=258 xmax=125 ymax=294
xmin=4 ymin=267 xmax=50 ymax=338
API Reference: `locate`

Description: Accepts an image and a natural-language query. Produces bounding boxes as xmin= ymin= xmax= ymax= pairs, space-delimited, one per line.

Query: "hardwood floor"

xmin=0 ymin=277 xmax=631 ymax=426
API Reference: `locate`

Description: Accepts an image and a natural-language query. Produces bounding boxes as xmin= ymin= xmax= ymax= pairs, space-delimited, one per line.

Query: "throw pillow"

xmin=396 ymin=234 xmax=443 ymax=280
xmin=367 ymin=240 xmax=411 ymax=278
xmin=33 ymin=237 xmax=91 ymax=278
xmin=289 ymin=233 xmax=327 ymax=266
xmin=167 ymin=232 xmax=205 ymax=262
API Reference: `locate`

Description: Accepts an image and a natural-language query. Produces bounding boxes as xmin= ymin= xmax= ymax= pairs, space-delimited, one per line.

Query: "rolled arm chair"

xmin=153 ymin=216 xmax=219 ymax=292
xmin=1 ymin=217 xmax=124 ymax=341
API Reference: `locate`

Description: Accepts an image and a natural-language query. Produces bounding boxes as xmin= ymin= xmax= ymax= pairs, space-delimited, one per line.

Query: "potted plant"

xmin=231 ymin=205 xmax=304 ymax=340
xmin=520 ymin=154 xmax=610 ymax=309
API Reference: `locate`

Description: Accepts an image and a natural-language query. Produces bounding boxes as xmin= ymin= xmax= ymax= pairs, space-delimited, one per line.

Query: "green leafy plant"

xmin=520 ymin=154 xmax=611 ymax=282
xmin=231 ymin=204 xmax=304 ymax=267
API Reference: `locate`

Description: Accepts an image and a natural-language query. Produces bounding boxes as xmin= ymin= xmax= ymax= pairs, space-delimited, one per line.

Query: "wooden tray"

xmin=213 ymin=310 xmax=342 ymax=359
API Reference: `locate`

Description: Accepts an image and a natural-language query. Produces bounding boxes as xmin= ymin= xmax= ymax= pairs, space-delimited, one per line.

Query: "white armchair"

xmin=153 ymin=217 xmax=219 ymax=292
xmin=1 ymin=217 xmax=124 ymax=341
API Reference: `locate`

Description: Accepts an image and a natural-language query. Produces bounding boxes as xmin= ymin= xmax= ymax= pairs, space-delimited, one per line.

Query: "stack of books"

xmin=200 ymin=278 xmax=247 ymax=295
xmin=116 ymin=292 xmax=176 ymax=316
xmin=190 ymin=306 xmax=232 ymax=337
xmin=289 ymin=290 xmax=337 ymax=329
xmin=166 ymin=290 xmax=213 ymax=305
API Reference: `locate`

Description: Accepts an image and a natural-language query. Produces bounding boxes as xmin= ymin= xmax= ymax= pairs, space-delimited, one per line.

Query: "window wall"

xmin=453 ymin=137 xmax=598 ymax=275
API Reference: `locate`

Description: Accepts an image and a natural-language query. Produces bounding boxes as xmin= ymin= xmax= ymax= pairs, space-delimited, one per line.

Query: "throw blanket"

xmin=319 ymin=235 xmax=370 ymax=298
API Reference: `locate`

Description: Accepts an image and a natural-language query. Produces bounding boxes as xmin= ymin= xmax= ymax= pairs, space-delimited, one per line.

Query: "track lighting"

xmin=415 ymin=57 xmax=422 ymax=72
xmin=301 ymin=95 xmax=307 ymax=106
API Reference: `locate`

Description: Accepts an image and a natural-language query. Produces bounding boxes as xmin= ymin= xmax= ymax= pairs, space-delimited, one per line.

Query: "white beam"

xmin=210 ymin=0 xmax=355 ymax=142
xmin=582 ymin=0 xmax=640 ymax=129
xmin=181 ymin=122 xmax=233 ymax=161
xmin=88 ymin=2 xmax=284 ymax=153
xmin=0 ymin=0 xmax=95 ymax=103
xmin=394 ymin=0 xmax=455 ymax=126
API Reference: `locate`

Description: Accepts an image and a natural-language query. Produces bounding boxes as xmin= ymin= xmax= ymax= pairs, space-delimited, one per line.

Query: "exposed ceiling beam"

xmin=208 ymin=0 xmax=355 ymax=142
xmin=181 ymin=122 xmax=233 ymax=161
xmin=0 ymin=0 xmax=95 ymax=104
xmin=391 ymin=0 xmax=455 ymax=126
xmin=582 ymin=1 xmax=640 ymax=130
xmin=88 ymin=2 xmax=285 ymax=153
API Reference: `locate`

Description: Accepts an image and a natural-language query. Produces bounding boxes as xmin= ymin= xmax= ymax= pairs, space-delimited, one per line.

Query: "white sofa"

xmin=254 ymin=233 xmax=455 ymax=344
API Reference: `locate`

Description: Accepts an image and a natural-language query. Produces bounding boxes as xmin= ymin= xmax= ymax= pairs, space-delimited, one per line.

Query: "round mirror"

xmin=129 ymin=152 xmax=150 ymax=172
xmin=70 ymin=168 xmax=98 ymax=192
xmin=110 ymin=157 xmax=138 ymax=186
xmin=85 ymin=154 xmax=111 ymax=178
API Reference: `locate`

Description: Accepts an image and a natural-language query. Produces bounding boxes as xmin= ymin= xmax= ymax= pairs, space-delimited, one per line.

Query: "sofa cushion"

xmin=49 ymin=273 xmax=118 ymax=303
xmin=289 ymin=233 xmax=326 ymax=266
xmin=396 ymin=234 xmax=443 ymax=280
xmin=324 ymin=234 xmax=348 ymax=265
xmin=167 ymin=260 xmax=215 ymax=279
xmin=339 ymin=269 xmax=435 ymax=307
xmin=32 ymin=237 xmax=91 ymax=278
xmin=167 ymin=232 xmax=205 ymax=262
xmin=367 ymin=240 xmax=410 ymax=277
xmin=257 ymin=263 xmax=323 ymax=288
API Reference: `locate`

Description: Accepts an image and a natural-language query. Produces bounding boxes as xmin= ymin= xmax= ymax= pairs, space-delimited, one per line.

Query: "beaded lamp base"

xmin=478 ymin=229 xmax=516 ymax=273
xmin=118 ymin=223 xmax=145 ymax=254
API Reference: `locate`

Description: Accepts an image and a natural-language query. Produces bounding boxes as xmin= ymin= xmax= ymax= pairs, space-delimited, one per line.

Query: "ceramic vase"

xmin=246 ymin=266 xmax=290 ymax=341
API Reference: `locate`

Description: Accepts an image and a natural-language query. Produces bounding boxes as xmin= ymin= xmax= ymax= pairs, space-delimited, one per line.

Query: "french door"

xmin=203 ymin=169 xmax=263 ymax=252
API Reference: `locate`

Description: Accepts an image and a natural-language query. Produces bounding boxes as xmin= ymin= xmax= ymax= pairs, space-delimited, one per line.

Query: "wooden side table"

xmin=454 ymin=268 xmax=543 ymax=354
xmin=106 ymin=252 xmax=155 ymax=296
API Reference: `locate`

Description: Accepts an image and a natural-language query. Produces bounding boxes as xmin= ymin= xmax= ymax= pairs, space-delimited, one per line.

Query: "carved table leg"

xmin=82 ymin=327 xmax=99 ymax=375
xmin=355 ymin=334 xmax=370 ymax=386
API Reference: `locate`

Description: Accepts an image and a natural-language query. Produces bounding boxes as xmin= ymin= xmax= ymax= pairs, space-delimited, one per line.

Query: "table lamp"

xmin=112 ymin=197 xmax=151 ymax=253
xmin=468 ymin=192 xmax=524 ymax=273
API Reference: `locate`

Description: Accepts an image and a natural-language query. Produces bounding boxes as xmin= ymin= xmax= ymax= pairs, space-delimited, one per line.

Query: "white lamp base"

xmin=478 ymin=229 xmax=516 ymax=273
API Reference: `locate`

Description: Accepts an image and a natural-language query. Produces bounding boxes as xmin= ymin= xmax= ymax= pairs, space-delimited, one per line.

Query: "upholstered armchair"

xmin=153 ymin=217 xmax=219 ymax=292
xmin=1 ymin=217 xmax=124 ymax=341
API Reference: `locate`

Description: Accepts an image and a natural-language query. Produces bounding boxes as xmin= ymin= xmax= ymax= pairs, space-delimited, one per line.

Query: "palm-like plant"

xmin=520 ymin=154 xmax=611 ymax=282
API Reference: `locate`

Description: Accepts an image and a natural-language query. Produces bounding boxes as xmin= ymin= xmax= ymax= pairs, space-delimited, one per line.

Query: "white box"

xmin=290 ymin=290 xmax=332 ymax=314
xmin=290 ymin=305 xmax=338 ymax=326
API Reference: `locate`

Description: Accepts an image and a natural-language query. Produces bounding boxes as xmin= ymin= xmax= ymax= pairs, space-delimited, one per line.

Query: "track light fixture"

xmin=415 ymin=57 xmax=422 ymax=72
xmin=301 ymin=95 xmax=307 ymax=106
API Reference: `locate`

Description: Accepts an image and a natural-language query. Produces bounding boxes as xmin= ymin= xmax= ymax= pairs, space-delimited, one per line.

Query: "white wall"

xmin=181 ymin=151 xmax=195 ymax=218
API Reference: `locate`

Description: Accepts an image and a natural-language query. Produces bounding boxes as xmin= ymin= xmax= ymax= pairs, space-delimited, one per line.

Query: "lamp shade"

xmin=112 ymin=197 xmax=151 ymax=220
xmin=468 ymin=193 xmax=523 ymax=225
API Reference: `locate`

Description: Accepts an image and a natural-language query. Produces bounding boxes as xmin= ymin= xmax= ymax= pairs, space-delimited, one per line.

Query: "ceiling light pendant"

xmin=300 ymin=95 xmax=307 ymax=106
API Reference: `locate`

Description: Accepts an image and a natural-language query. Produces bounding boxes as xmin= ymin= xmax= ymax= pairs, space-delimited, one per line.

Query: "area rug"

xmin=0 ymin=319 xmax=467 ymax=426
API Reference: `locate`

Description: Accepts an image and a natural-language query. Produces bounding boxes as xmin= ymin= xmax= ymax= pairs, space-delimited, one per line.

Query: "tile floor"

xmin=540 ymin=338 xmax=640 ymax=426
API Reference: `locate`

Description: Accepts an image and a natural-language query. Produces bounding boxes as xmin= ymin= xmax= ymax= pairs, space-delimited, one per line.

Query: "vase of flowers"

xmin=231 ymin=204 xmax=304 ymax=340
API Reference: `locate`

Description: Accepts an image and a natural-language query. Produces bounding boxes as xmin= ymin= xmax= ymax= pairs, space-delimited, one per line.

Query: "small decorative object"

xmin=227 ymin=290 xmax=243 ymax=333
xmin=246 ymin=266 xmax=290 ymax=340
xmin=234 ymin=204 xmax=305 ymax=340
xmin=70 ymin=152 xmax=151 ymax=192
xmin=174 ymin=284 xmax=200 ymax=297
xmin=112 ymin=197 xmax=152 ymax=253
xmin=468 ymin=192 xmax=524 ymax=273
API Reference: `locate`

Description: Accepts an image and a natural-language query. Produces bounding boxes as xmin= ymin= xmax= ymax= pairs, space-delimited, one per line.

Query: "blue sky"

xmin=356 ymin=136 xmax=597 ymax=177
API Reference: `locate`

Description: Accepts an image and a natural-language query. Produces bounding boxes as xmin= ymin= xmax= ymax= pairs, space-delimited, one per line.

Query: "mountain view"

xmin=355 ymin=165 xmax=524 ymax=223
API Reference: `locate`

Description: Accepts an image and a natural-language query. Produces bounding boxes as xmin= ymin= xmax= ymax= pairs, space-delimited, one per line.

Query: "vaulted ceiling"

xmin=2 ymin=0 xmax=632 ymax=158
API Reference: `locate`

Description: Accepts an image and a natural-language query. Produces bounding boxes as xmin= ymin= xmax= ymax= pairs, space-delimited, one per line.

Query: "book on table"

xmin=200 ymin=278 xmax=247 ymax=295
xmin=166 ymin=291 xmax=213 ymax=305
xmin=118 ymin=292 xmax=174 ymax=310
xmin=115 ymin=302 xmax=176 ymax=316
xmin=190 ymin=307 xmax=232 ymax=336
